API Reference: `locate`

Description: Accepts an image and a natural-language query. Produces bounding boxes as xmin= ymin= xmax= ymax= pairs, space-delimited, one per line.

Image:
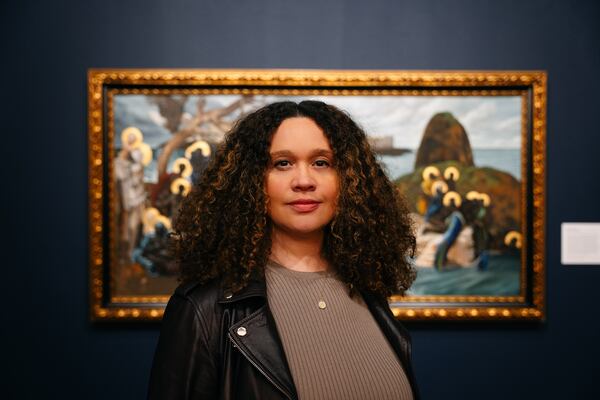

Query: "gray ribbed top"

xmin=265 ymin=260 xmax=413 ymax=400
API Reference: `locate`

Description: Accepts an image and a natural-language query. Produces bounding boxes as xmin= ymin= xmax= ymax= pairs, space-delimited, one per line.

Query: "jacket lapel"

xmin=220 ymin=279 xmax=297 ymax=400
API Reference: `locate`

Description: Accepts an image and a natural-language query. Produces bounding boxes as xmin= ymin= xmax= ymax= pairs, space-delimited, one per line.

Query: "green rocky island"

xmin=395 ymin=112 xmax=521 ymax=251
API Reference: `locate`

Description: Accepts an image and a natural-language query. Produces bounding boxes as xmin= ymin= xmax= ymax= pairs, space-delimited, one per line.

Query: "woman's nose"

xmin=292 ymin=164 xmax=316 ymax=191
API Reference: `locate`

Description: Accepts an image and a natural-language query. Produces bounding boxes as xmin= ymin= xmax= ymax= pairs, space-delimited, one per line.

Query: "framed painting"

xmin=88 ymin=69 xmax=546 ymax=321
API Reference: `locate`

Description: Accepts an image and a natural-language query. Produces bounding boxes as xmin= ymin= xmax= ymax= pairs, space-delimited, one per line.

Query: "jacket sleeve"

xmin=147 ymin=293 xmax=218 ymax=399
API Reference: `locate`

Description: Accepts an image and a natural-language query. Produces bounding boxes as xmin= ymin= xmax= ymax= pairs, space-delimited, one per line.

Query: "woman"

xmin=148 ymin=100 xmax=419 ymax=399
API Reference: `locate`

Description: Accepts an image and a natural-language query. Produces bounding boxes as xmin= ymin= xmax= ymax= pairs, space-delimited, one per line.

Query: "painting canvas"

xmin=88 ymin=70 xmax=546 ymax=321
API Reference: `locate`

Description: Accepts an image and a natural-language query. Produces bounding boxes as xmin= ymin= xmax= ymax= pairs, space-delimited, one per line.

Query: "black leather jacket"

xmin=148 ymin=275 xmax=419 ymax=399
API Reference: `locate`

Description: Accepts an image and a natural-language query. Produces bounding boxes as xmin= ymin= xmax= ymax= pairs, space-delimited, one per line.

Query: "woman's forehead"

xmin=269 ymin=117 xmax=332 ymax=153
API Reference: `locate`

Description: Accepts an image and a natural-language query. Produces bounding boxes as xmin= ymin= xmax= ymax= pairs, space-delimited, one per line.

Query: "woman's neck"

xmin=269 ymin=229 xmax=329 ymax=273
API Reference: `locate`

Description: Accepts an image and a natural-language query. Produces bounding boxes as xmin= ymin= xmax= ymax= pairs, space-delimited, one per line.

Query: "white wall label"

xmin=561 ymin=223 xmax=600 ymax=265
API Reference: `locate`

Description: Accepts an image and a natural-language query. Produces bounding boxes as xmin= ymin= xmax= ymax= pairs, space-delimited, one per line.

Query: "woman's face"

xmin=265 ymin=117 xmax=339 ymax=239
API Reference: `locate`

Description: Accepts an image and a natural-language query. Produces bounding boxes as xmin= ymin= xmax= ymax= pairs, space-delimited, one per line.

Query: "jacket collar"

xmin=217 ymin=272 xmax=266 ymax=304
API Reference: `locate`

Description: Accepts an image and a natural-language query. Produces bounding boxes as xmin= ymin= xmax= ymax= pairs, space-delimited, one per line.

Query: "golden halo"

xmin=480 ymin=193 xmax=491 ymax=207
xmin=430 ymin=180 xmax=449 ymax=196
xmin=466 ymin=191 xmax=480 ymax=201
xmin=504 ymin=231 xmax=522 ymax=248
xmin=442 ymin=191 xmax=462 ymax=208
xmin=421 ymin=180 xmax=432 ymax=194
xmin=422 ymin=166 xmax=441 ymax=182
xmin=170 ymin=177 xmax=191 ymax=196
xmin=121 ymin=126 xmax=143 ymax=149
xmin=171 ymin=158 xmax=193 ymax=178
xmin=466 ymin=191 xmax=491 ymax=207
xmin=139 ymin=143 xmax=153 ymax=166
xmin=185 ymin=140 xmax=211 ymax=158
xmin=444 ymin=166 xmax=460 ymax=181
xmin=155 ymin=215 xmax=172 ymax=231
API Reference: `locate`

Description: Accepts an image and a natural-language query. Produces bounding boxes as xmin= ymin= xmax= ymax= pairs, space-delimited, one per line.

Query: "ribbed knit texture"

xmin=265 ymin=260 xmax=413 ymax=400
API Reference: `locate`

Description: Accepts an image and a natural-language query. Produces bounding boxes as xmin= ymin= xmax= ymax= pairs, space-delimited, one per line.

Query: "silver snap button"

xmin=236 ymin=326 xmax=247 ymax=336
xmin=318 ymin=300 xmax=327 ymax=310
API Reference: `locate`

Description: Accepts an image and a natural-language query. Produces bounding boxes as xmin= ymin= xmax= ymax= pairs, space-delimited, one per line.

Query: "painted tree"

xmin=150 ymin=95 xmax=255 ymax=177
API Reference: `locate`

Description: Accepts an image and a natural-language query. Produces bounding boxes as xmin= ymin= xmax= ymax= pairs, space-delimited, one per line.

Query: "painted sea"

xmin=407 ymin=254 xmax=520 ymax=296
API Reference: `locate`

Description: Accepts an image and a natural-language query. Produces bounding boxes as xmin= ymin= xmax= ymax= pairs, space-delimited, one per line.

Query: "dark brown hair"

xmin=173 ymin=100 xmax=416 ymax=297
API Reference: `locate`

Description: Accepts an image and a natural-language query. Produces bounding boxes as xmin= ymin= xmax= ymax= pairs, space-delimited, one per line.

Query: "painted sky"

xmin=218 ymin=94 xmax=522 ymax=149
xmin=115 ymin=94 xmax=522 ymax=149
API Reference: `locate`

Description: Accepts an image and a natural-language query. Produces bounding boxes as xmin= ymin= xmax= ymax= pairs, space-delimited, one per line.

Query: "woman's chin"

xmin=273 ymin=223 xmax=327 ymax=238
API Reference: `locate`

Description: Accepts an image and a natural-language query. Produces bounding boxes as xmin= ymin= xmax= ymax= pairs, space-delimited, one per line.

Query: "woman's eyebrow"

xmin=269 ymin=149 xmax=333 ymax=158
xmin=269 ymin=150 xmax=293 ymax=158
xmin=312 ymin=149 xmax=334 ymax=157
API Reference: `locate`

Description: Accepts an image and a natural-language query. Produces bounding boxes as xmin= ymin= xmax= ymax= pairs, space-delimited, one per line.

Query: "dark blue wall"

xmin=3 ymin=0 xmax=600 ymax=398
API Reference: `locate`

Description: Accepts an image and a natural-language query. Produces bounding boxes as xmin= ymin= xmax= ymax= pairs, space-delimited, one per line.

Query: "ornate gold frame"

xmin=88 ymin=69 xmax=546 ymax=322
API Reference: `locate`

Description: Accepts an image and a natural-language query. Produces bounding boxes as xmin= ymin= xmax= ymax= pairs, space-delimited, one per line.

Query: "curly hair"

xmin=173 ymin=100 xmax=416 ymax=297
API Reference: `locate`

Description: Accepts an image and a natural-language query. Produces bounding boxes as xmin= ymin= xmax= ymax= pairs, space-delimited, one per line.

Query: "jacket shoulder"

xmin=172 ymin=279 xmax=224 ymax=316
xmin=149 ymin=280 xmax=222 ymax=399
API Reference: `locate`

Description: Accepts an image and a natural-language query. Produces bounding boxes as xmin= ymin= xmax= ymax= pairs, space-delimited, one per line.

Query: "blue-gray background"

xmin=2 ymin=0 xmax=599 ymax=398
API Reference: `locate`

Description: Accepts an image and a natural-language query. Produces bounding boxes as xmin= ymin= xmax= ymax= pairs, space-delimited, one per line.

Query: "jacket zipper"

xmin=228 ymin=332 xmax=293 ymax=400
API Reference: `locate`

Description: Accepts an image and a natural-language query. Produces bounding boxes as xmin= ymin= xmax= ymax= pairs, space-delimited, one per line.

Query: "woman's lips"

xmin=288 ymin=201 xmax=320 ymax=213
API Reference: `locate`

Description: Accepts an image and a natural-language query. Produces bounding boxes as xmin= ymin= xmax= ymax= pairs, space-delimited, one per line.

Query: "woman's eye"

xmin=314 ymin=159 xmax=330 ymax=167
xmin=274 ymin=160 xmax=290 ymax=168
